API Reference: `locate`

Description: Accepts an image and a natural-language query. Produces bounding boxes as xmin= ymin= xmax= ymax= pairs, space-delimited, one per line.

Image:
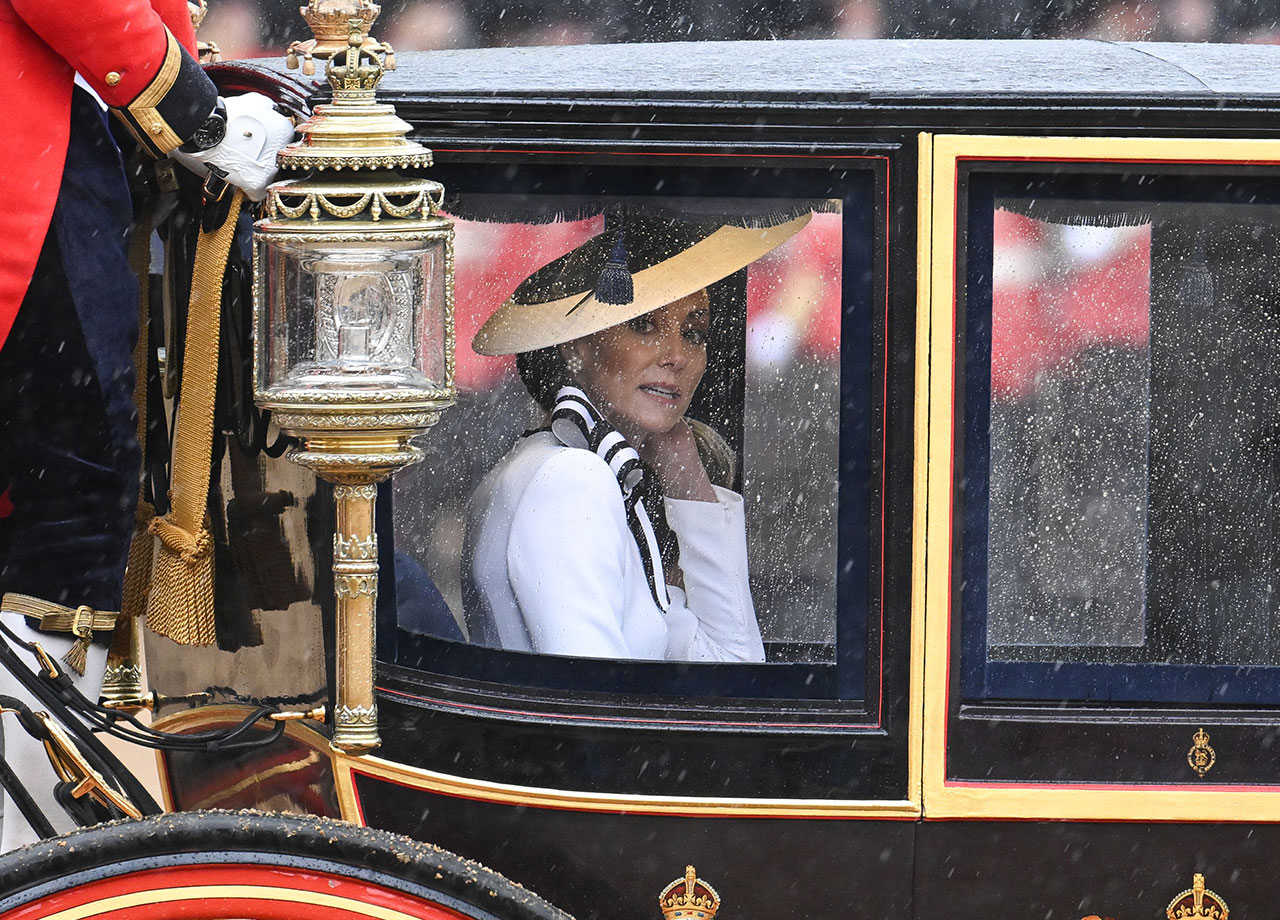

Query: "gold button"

xmin=105 ymin=71 xmax=121 ymax=86
xmin=149 ymin=123 xmax=163 ymax=135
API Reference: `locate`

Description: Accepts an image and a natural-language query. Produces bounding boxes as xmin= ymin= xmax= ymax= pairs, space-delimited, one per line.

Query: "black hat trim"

xmin=595 ymin=224 xmax=635 ymax=306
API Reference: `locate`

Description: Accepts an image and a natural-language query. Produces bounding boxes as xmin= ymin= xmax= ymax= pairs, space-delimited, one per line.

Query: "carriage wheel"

xmin=0 ymin=810 xmax=573 ymax=920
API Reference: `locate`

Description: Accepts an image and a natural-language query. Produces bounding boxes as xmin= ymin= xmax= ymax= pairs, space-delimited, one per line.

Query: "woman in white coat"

xmin=463 ymin=211 xmax=810 ymax=662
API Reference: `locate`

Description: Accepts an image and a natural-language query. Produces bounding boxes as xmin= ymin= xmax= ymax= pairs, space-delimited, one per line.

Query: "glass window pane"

xmin=964 ymin=172 xmax=1280 ymax=704
xmin=391 ymin=194 xmax=846 ymax=674
xmin=744 ymin=210 xmax=842 ymax=654
xmin=987 ymin=210 xmax=1151 ymax=649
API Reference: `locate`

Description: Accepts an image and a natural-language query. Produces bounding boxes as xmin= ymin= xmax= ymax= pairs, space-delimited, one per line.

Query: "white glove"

xmin=171 ymin=92 xmax=295 ymax=202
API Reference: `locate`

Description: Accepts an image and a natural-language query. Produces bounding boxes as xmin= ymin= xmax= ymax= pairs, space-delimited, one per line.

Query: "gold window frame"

xmin=915 ymin=133 xmax=1280 ymax=821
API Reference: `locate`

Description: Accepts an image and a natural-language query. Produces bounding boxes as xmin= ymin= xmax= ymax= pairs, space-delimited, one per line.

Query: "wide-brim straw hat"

xmin=472 ymin=211 xmax=812 ymax=356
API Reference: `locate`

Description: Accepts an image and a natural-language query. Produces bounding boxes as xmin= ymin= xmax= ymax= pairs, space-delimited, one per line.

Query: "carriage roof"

xmin=379 ymin=39 xmax=1280 ymax=106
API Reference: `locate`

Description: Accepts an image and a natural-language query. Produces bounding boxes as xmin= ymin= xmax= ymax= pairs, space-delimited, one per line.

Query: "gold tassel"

xmin=61 ymin=636 xmax=89 ymax=677
xmin=119 ymin=500 xmax=156 ymax=621
xmin=146 ymin=515 xmax=217 ymax=646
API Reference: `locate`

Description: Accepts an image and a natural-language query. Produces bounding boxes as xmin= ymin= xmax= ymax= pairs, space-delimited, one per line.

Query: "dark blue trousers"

xmin=0 ymin=88 xmax=140 ymax=612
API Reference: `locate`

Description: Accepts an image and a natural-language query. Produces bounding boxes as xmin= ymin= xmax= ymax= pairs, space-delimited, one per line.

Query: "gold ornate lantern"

xmin=254 ymin=2 xmax=454 ymax=753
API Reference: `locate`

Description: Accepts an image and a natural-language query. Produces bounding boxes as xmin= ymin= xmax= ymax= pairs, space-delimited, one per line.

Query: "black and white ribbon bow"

xmin=549 ymin=386 xmax=678 ymax=610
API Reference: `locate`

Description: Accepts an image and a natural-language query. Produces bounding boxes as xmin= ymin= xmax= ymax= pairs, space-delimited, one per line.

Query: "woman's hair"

xmin=515 ymin=345 xmax=572 ymax=412
xmin=687 ymin=418 xmax=736 ymax=490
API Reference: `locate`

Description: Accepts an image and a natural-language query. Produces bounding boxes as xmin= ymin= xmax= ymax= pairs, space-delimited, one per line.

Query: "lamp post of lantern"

xmin=254 ymin=2 xmax=454 ymax=754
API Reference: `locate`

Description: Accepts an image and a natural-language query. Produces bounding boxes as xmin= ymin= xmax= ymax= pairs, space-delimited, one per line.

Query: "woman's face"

xmin=563 ymin=290 xmax=710 ymax=445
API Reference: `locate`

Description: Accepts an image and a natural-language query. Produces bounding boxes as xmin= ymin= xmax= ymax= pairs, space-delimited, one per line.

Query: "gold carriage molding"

xmin=659 ymin=866 xmax=721 ymax=920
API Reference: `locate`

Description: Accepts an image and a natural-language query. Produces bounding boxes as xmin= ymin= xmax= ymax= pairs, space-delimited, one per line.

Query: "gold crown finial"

xmin=323 ymin=17 xmax=389 ymax=97
xmin=276 ymin=0 xmax=427 ymax=173
xmin=285 ymin=1 xmax=395 ymax=77
xmin=659 ymin=865 xmax=720 ymax=920
xmin=1167 ymin=873 xmax=1228 ymax=920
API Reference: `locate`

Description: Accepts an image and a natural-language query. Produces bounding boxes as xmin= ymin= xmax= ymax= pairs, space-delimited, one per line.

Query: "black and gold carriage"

xmin=4 ymin=7 xmax=1280 ymax=919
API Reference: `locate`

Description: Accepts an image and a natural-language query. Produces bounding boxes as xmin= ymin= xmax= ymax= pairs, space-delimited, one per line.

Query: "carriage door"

xmin=916 ymin=133 xmax=1280 ymax=915
xmin=360 ymin=146 xmax=918 ymax=920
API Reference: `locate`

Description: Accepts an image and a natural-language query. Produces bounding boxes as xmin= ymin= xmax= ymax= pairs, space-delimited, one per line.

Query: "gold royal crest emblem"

xmin=659 ymin=866 xmax=721 ymax=920
xmin=1167 ymin=873 xmax=1227 ymax=920
xmin=1187 ymin=728 xmax=1216 ymax=778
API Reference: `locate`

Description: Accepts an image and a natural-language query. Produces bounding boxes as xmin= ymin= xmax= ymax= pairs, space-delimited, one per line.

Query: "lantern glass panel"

xmin=257 ymin=234 xmax=448 ymax=397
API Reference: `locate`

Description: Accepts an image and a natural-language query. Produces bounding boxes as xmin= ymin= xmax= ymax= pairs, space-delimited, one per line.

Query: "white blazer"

xmin=463 ymin=431 xmax=765 ymax=662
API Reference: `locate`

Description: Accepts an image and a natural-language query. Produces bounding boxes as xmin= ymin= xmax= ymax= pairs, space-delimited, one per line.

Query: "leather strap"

xmin=119 ymin=206 xmax=157 ymax=625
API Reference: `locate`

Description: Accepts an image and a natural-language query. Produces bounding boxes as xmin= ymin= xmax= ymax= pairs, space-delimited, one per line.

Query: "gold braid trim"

xmin=118 ymin=30 xmax=185 ymax=154
xmin=0 ymin=593 xmax=118 ymax=676
xmin=146 ymin=191 xmax=244 ymax=647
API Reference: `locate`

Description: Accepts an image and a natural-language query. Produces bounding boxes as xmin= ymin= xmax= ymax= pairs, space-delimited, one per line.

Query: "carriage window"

xmin=962 ymin=170 xmax=1280 ymax=705
xmin=384 ymin=167 xmax=879 ymax=705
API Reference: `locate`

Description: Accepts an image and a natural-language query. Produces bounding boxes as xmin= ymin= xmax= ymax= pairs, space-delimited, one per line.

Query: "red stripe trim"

xmin=435 ymin=149 xmax=884 ymax=160
xmin=0 ymin=865 xmax=468 ymax=920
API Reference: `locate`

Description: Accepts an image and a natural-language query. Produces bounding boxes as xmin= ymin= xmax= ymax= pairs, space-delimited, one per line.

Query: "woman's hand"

xmin=639 ymin=420 xmax=717 ymax=503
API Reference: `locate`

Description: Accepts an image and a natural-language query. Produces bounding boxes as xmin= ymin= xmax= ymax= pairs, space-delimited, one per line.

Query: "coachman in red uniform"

xmin=0 ymin=0 xmax=292 ymax=848
xmin=0 ymin=0 xmax=213 ymax=348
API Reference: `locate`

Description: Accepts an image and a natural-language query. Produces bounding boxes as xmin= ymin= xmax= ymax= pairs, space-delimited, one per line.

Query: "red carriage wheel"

xmin=0 ymin=811 xmax=572 ymax=920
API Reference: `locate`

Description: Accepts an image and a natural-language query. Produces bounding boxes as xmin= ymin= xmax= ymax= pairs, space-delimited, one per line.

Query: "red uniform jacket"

xmin=0 ymin=0 xmax=216 ymax=349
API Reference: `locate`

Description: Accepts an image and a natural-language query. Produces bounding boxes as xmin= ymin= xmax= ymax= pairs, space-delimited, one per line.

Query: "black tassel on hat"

xmin=596 ymin=223 xmax=634 ymax=305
